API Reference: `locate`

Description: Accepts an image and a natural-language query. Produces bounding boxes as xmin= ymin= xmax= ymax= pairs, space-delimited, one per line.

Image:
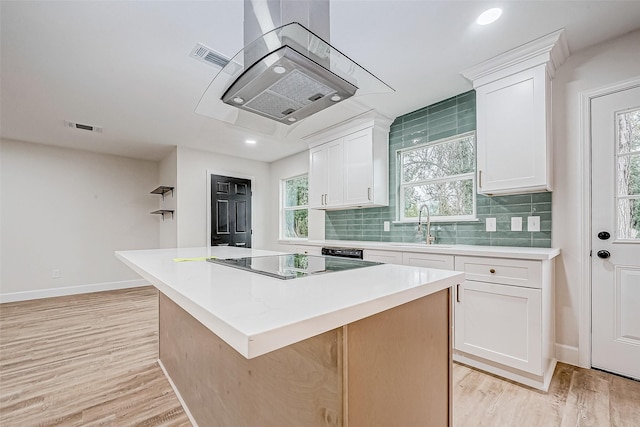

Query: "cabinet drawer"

xmin=363 ymin=249 xmax=403 ymax=265
xmin=402 ymin=253 xmax=454 ymax=270
xmin=454 ymin=256 xmax=541 ymax=288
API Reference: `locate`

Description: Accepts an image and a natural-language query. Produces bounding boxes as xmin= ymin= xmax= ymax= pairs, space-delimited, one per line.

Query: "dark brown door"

xmin=211 ymin=174 xmax=252 ymax=247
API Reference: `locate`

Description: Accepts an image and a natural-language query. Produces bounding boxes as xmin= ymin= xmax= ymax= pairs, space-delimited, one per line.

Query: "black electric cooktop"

xmin=207 ymin=254 xmax=380 ymax=280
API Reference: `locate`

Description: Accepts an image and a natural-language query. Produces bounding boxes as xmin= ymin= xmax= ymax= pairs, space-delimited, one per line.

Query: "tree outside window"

xmin=282 ymin=175 xmax=308 ymax=239
xmin=399 ymin=132 xmax=476 ymax=221
xmin=617 ymin=108 xmax=640 ymax=240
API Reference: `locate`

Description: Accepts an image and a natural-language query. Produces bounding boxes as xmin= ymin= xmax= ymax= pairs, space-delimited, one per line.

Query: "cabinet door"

xmin=309 ymin=145 xmax=328 ymax=209
xmin=343 ymin=128 xmax=374 ymax=205
xmin=476 ymin=65 xmax=550 ymax=194
xmin=363 ymin=249 xmax=403 ymax=265
xmin=402 ymin=252 xmax=454 ymax=270
xmin=326 ymin=139 xmax=344 ymax=207
xmin=454 ymin=280 xmax=542 ymax=375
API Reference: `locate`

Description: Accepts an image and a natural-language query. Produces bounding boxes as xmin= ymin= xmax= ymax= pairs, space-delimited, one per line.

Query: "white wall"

xmin=175 ymin=146 xmax=271 ymax=249
xmin=158 ymin=147 xmax=177 ymax=248
xmin=0 ymin=139 xmax=159 ymax=301
xmin=552 ymin=29 xmax=640 ymax=364
xmin=267 ymin=150 xmax=324 ymax=251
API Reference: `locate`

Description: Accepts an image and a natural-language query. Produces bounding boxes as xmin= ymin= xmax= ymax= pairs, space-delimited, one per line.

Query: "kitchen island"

xmin=116 ymin=247 xmax=464 ymax=427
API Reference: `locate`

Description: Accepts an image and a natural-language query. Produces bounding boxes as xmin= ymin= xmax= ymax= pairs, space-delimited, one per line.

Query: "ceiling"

xmin=2 ymin=1 xmax=640 ymax=163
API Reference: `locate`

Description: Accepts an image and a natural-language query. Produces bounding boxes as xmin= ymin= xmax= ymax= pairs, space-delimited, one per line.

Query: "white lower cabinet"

xmin=294 ymin=242 xmax=557 ymax=390
xmin=453 ymin=255 xmax=556 ymax=391
xmin=454 ymin=280 xmax=542 ymax=375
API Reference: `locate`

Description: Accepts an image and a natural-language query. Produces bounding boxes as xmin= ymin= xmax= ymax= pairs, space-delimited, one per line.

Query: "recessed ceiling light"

xmin=287 ymin=117 xmax=297 ymax=122
xmin=477 ymin=8 xmax=502 ymax=25
xmin=233 ymin=96 xmax=244 ymax=104
xmin=245 ymin=139 xmax=256 ymax=144
xmin=273 ymin=66 xmax=286 ymax=74
xmin=330 ymin=95 xmax=342 ymax=102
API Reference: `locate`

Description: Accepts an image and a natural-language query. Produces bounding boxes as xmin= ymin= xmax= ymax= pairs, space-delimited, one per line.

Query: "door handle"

xmin=597 ymin=250 xmax=611 ymax=259
xmin=597 ymin=231 xmax=611 ymax=240
xmin=456 ymin=284 xmax=461 ymax=303
xmin=367 ymin=187 xmax=372 ymax=201
xmin=478 ymin=170 xmax=482 ymax=189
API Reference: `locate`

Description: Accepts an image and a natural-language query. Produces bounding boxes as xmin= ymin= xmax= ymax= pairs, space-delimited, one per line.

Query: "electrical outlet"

xmin=486 ymin=217 xmax=497 ymax=232
xmin=528 ymin=216 xmax=541 ymax=232
xmin=383 ymin=221 xmax=390 ymax=232
xmin=511 ymin=217 xmax=523 ymax=231
xmin=52 ymin=269 xmax=61 ymax=279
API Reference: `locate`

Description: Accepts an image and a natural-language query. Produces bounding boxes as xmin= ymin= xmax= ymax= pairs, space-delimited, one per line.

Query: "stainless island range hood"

xmin=196 ymin=0 xmax=392 ymax=129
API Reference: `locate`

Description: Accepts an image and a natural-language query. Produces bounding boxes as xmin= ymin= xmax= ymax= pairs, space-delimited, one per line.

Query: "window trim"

xmin=281 ymin=174 xmax=309 ymax=240
xmin=396 ymin=131 xmax=477 ymax=223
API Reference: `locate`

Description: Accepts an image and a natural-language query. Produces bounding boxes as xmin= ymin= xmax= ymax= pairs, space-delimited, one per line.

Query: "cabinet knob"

xmin=489 ymin=268 xmax=496 ymax=274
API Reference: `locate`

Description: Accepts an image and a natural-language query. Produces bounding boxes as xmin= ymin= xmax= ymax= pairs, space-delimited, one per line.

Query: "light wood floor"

xmin=0 ymin=287 xmax=190 ymax=426
xmin=1 ymin=288 xmax=639 ymax=426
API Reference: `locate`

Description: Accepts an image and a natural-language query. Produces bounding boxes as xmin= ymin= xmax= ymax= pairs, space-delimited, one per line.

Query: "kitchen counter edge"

xmin=279 ymin=240 xmax=560 ymax=260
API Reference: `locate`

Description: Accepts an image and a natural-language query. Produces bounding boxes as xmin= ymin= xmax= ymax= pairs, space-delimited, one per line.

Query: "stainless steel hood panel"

xmin=195 ymin=2 xmax=393 ymax=134
xmin=222 ymin=45 xmax=357 ymax=124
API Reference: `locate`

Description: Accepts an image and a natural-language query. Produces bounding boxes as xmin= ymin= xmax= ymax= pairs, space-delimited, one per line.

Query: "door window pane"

xmin=618 ymin=154 xmax=640 ymax=196
xmin=617 ymin=108 xmax=640 ymax=154
xmin=617 ymin=198 xmax=640 ymax=240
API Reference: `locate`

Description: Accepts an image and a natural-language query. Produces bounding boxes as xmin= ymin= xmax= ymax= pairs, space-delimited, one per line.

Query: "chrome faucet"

xmin=418 ymin=204 xmax=436 ymax=245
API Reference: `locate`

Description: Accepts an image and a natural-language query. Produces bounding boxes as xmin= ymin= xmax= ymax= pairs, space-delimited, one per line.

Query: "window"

xmin=282 ymin=175 xmax=309 ymax=239
xmin=398 ymin=132 xmax=476 ymax=222
xmin=616 ymin=107 xmax=640 ymax=240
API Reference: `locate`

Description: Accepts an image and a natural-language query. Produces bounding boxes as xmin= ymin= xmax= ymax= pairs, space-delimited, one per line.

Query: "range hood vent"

xmin=196 ymin=20 xmax=393 ymax=131
xmin=222 ymin=45 xmax=357 ymax=125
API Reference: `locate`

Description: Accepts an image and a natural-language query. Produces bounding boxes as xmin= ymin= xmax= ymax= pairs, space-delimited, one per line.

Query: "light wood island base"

xmin=159 ymin=289 xmax=451 ymax=427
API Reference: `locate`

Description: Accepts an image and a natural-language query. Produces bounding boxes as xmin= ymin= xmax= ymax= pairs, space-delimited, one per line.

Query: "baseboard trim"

xmin=555 ymin=343 xmax=580 ymax=366
xmin=158 ymin=359 xmax=199 ymax=427
xmin=0 ymin=279 xmax=148 ymax=303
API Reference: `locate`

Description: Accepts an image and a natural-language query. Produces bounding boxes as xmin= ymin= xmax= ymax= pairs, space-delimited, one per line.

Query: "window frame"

xmin=281 ymin=174 xmax=309 ymax=240
xmin=397 ymin=131 xmax=477 ymax=223
xmin=614 ymin=107 xmax=640 ymax=241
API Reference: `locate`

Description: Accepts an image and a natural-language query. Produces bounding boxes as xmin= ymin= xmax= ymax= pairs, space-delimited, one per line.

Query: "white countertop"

xmin=116 ymin=246 xmax=463 ymax=359
xmin=282 ymin=239 xmax=560 ymax=260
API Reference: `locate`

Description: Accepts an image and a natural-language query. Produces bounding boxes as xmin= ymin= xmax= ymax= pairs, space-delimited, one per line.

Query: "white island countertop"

xmin=116 ymin=246 xmax=463 ymax=359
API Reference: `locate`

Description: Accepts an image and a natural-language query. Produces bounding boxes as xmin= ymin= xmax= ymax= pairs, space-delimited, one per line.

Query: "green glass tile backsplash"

xmin=325 ymin=91 xmax=552 ymax=248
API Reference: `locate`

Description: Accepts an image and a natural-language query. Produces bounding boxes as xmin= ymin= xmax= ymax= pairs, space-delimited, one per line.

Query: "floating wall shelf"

xmin=150 ymin=210 xmax=174 ymax=221
xmin=150 ymin=186 xmax=174 ymax=200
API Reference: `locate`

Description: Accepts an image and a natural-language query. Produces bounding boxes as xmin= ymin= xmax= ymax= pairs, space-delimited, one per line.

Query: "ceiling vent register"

xmin=64 ymin=120 xmax=103 ymax=133
xmin=190 ymin=43 xmax=231 ymax=69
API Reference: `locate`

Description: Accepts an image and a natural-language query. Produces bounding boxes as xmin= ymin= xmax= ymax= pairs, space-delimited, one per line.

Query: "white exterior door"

xmin=591 ymin=85 xmax=640 ymax=380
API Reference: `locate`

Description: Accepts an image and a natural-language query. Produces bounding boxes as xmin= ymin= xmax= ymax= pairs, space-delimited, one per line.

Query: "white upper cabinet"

xmin=306 ymin=111 xmax=392 ymax=210
xmin=462 ymin=29 xmax=569 ymax=196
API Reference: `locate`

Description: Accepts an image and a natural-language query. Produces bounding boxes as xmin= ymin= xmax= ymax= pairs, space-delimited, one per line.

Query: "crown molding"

xmin=461 ymin=28 xmax=570 ymax=87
